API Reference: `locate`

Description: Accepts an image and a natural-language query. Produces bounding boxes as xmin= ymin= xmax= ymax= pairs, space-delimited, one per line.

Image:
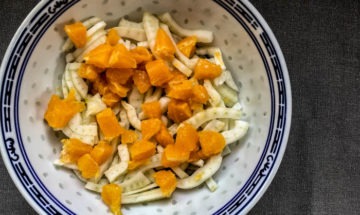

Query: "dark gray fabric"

xmin=0 ymin=1 xmax=359 ymax=214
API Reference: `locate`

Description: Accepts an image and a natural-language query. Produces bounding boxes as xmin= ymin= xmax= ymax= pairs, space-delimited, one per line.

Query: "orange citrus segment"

xmin=64 ymin=22 xmax=87 ymax=48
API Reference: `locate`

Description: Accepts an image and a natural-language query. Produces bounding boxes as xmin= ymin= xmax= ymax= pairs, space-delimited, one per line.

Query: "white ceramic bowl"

xmin=0 ymin=0 xmax=291 ymax=214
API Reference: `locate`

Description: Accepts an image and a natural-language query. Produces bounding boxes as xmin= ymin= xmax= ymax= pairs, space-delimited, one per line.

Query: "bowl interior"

xmin=9 ymin=0 xmax=281 ymax=214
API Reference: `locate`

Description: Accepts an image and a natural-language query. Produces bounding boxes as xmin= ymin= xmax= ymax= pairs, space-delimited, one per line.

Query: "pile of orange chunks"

xmin=44 ymin=19 xmax=228 ymax=214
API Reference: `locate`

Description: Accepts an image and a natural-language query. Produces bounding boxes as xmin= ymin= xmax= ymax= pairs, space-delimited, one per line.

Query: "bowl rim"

xmin=0 ymin=0 xmax=292 ymax=214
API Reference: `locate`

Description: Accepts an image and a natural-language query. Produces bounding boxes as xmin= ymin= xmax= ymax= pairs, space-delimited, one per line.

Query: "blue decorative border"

xmin=0 ymin=0 xmax=289 ymax=214
xmin=1 ymin=1 xmax=79 ymax=214
xmin=213 ymin=1 xmax=288 ymax=214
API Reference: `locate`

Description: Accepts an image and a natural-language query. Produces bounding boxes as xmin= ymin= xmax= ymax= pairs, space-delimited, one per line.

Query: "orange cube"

xmin=153 ymin=28 xmax=176 ymax=60
xmin=44 ymin=89 xmax=85 ymax=129
xmin=130 ymin=46 xmax=153 ymax=64
xmin=145 ymin=59 xmax=174 ymax=86
xmin=141 ymin=118 xmax=162 ymax=140
xmin=109 ymin=44 xmax=137 ymax=69
xmin=77 ymin=64 xmax=102 ymax=82
xmin=191 ymin=84 xmax=209 ymax=104
xmin=90 ymin=140 xmax=113 ymax=165
xmin=177 ymin=36 xmax=197 ymax=58
xmin=166 ymin=79 xmax=194 ymax=100
xmin=141 ymin=101 xmax=162 ymax=119
xmin=155 ymin=124 xmax=174 ymax=147
xmin=194 ymin=58 xmax=222 ymax=80
xmin=198 ymin=130 xmax=226 ymax=157
xmin=101 ymin=184 xmax=122 ymax=215
xmin=167 ymin=99 xmax=192 ymax=123
xmin=96 ymin=108 xmax=125 ymax=139
xmin=121 ymin=129 xmax=138 ymax=144
xmin=163 ymin=144 xmax=189 ymax=162
xmin=77 ymin=154 xmax=99 ymax=179
xmin=132 ymin=70 xmax=152 ymax=94
xmin=101 ymin=90 xmax=120 ymax=107
xmin=128 ymin=158 xmax=149 ymax=170
xmin=84 ymin=43 xmax=114 ymax=69
xmin=153 ymin=170 xmax=177 ymax=197
xmin=129 ymin=140 xmax=156 ymax=161
xmin=175 ymin=123 xmax=199 ymax=152
xmin=108 ymin=81 xmax=129 ymax=98
xmin=60 ymin=138 xmax=93 ymax=164
xmin=64 ymin=22 xmax=87 ymax=48
xmin=106 ymin=28 xmax=120 ymax=46
xmin=106 ymin=68 xmax=134 ymax=85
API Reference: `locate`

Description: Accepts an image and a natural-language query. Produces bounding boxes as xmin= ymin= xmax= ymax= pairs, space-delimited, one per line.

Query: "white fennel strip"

xmin=137 ymin=41 xmax=149 ymax=48
xmin=121 ymin=101 xmax=142 ymax=130
xmin=85 ymin=179 xmax=108 ymax=193
xmin=61 ymin=73 xmax=69 ymax=98
xmin=85 ymin=93 xmax=106 ymax=116
xmin=119 ymin=109 xmax=130 ymax=129
xmin=62 ymin=126 xmax=97 ymax=145
xmin=144 ymin=87 xmax=162 ymax=102
xmin=221 ymin=120 xmax=249 ymax=144
xmin=122 ymin=188 xmax=167 ymax=204
xmin=177 ymin=154 xmax=222 ymax=189
xmin=172 ymin=58 xmax=192 ymax=77
xmin=118 ymin=171 xmax=152 ymax=193
xmin=203 ymin=119 xmax=226 ymax=132
xmin=113 ymin=26 xmax=147 ymax=41
xmin=118 ymin=18 xmax=144 ymax=28
xmin=104 ymin=144 xmax=129 ymax=182
xmin=122 ymin=183 xmax=158 ymax=196
xmin=86 ymin=21 xmax=107 ymax=37
xmin=214 ymin=84 xmax=239 ymax=107
xmin=67 ymin=113 xmax=98 ymax=137
xmin=53 ymin=159 xmax=78 ymax=170
xmin=128 ymin=86 xmax=144 ymax=114
xmin=171 ymin=166 xmax=189 ymax=179
xmin=143 ymin=12 xmax=159 ymax=51
xmin=205 ymin=177 xmax=218 ymax=192
xmin=182 ymin=107 xmax=242 ymax=130
xmin=64 ymin=65 xmax=81 ymax=100
xmin=159 ymin=12 xmax=214 ymax=43
xmin=69 ymin=65 xmax=88 ymax=99
xmin=168 ymin=123 xmax=179 ymax=136
xmin=161 ymin=115 xmax=169 ymax=127
xmin=159 ymin=97 xmax=170 ymax=113
xmin=203 ymin=80 xmax=225 ymax=107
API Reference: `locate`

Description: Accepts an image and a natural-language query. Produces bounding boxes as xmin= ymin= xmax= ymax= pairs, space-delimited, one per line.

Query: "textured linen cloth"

xmin=0 ymin=1 xmax=359 ymax=214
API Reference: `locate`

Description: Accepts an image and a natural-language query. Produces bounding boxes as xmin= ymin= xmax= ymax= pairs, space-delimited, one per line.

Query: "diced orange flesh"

xmin=60 ymin=138 xmax=93 ymax=164
xmin=92 ymin=74 xmax=108 ymax=95
xmin=163 ymin=144 xmax=190 ymax=163
xmin=175 ymin=123 xmax=199 ymax=152
xmin=191 ymin=84 xmax=209 ymax=104
xmin=64 ymin=22 xmax=87 ymax=48
xmin=128 ymin=158 xmax=149 ymax=170
xmin=77 ymin=64 xmax=101 ymax=82
xmin=129 ymin=140 xmax=156 ymax=161
xmin=177 ymin=36 xmax=197 ymax=58
xmin=96 ymin=108 xmax=125 ymax=139
xmin=194 ymin=58 xmax=222 ymax=80
xmin=166 ymin=79 xmax=194 ymax=100
xmin=188 ymin=100 xmax=204 ymax=112
xmin=153 ymin=28 xmax=176 ymax=60
xmin=155 ymin=124 xmax=174 ymax=147
xmin=145 ymin=59 xmax=174 ymax=87
xmin=130 ymin=46 xmax=153 ymax=64
xmin=141 ymin=101 xmax=162 ymax=119
xmin=106 ymin=68 xmax=134 ymax=85
xmin=108 ymin=81 xmax=129 ymax=98
xmin=198 ymin=130 xmax=226 ymax=157
xmin=106 ymin=28 xmax=120 ymax=46
xmin=141 ymin=118 xmax=162 ymax=140
xmin=153 ymin=170 xmax=177 ymax=197
xmin=132 ymin=70 xmax=152 ymax=94
xmin=170 ymin=70 xmax=187 ymax=83
xmin=109 ymin=44 xmax=137 ymax=69
xmin=77 ymin=153 xmax=99 ymax=179
xmin=90 ymin=140 xmax=113 ymax=165
xmin=102 ymin=90 xmax=121 ymax=107
xmin=44 ymin=89 xmax=85 ymax=129
xmin=121 ymin=129 xmax=138 ymax=144
xmin=84 ymin=43 xmax=114 ymax=68
xmin=167 ymin=99 xmax=192 ymax=123
xmin=101 ymin=184 xmax=122 ymax=215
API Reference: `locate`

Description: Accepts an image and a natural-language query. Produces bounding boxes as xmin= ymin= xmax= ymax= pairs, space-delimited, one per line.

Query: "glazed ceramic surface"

xmin=0 ymin=0 xmax=291 ymax=214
